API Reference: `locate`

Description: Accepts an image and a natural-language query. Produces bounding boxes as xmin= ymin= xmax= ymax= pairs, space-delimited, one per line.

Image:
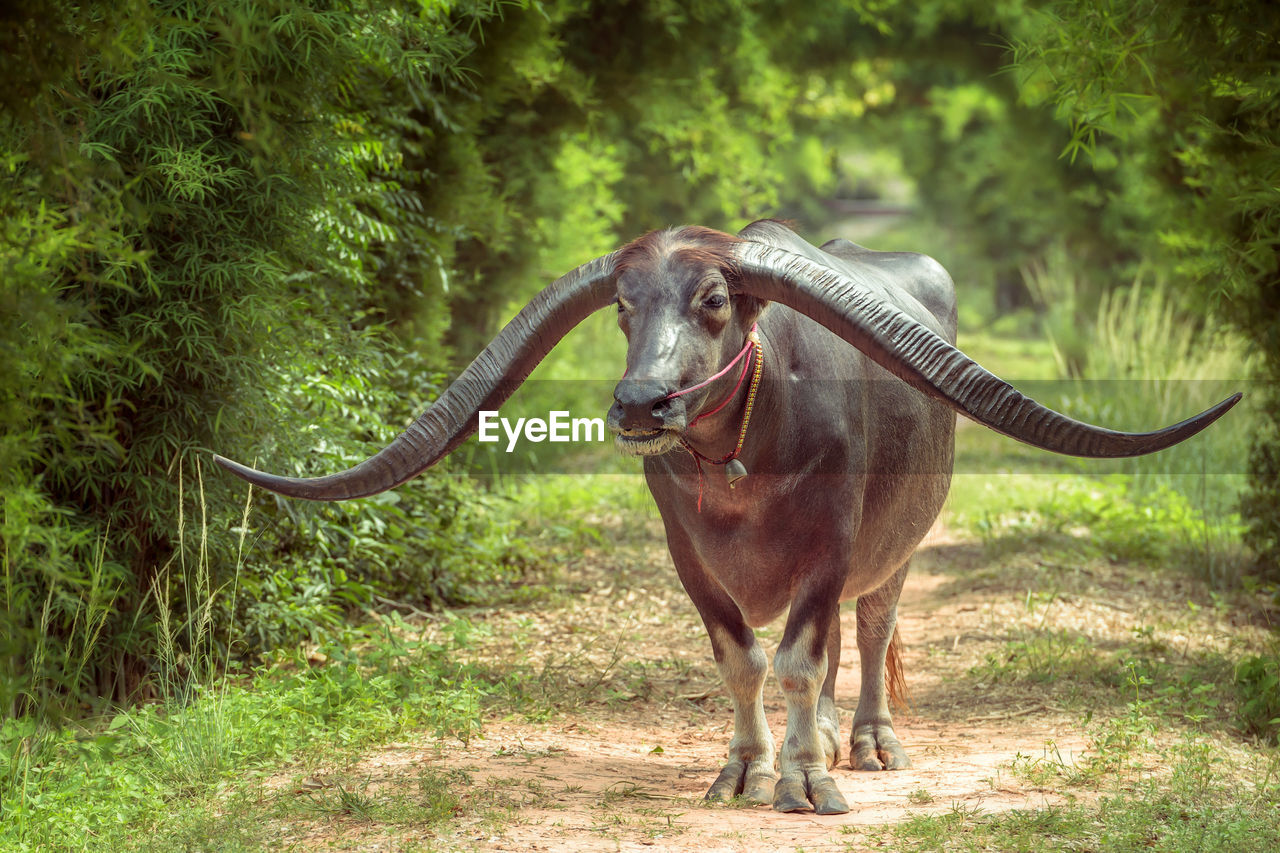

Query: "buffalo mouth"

xmin=612 ymin=427 xmax=681 ymax=456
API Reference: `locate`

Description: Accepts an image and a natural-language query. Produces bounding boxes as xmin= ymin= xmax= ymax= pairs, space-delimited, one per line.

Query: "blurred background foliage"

xmin=1 ymin=0 xmax=1276 ymax=719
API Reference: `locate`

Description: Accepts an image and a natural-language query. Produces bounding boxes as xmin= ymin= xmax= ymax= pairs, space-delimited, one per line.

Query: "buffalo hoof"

xmin=772 ymin=769 xmax=850 ymax=815
xmin=850 ymin=721 xmax=911 ymax=771
xmin=705 ymin=758 xmax=776 ymax=805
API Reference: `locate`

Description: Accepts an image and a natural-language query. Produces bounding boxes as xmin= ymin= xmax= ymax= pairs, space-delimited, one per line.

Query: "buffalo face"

xmin=608 ymin=228 xmax=763 ymax=457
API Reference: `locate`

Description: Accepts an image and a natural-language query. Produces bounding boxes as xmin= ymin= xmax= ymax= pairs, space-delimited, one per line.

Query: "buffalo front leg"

xmin=702 ymin=623 xmax=777 ymax=804
xmin=772 ymin=594 xmax=850 ymax=815
xmin=851 ymin=561 xmax=911 ymax=771
xmin=672 ymin=554 xmax=776 ymax=805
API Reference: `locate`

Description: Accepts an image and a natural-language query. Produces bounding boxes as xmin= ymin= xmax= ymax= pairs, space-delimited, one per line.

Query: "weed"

xmin=639 ymin=809 xmax=687 ymax=839
xmin=463 ymin=774 xmax=561 ymax=825
xmin=297 ymin=778 xmax=381 ymax=822
xmin=1010 ymin=741 xmax=1092 ymax=789
xmin=598 ymin=781 xmax=656 ymax=807
xmin=419 ymin=768 xmax=469 ymax=811
xmin=1036 ymin=270 xmax=1257 ymax=585
xmin=135 ymin=798 xmax=270 ymax=853
xmin=970 ymin=628 xmax=1114 ymax=687
xmin=488 ymin=631 xmax=629 ymax=716
xmin=953 ymin=274 xmax=1258 ymax=593
xmin=1236 ymin=650 xmax=1280 ymax=743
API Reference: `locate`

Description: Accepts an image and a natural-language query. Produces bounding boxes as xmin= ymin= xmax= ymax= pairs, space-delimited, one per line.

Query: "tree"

xmin=1008 ymin=0 xmax=1280 ymax=576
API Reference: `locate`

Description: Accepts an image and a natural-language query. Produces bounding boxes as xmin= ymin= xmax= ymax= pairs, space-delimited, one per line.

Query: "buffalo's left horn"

xmin=213 ymin=253 xmax=619 ymax=499
xmin=732 ymin=240 xmax=1240 ymax=458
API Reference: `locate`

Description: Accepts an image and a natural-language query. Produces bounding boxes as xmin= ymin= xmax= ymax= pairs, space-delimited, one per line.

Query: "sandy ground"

xmin=268 ymin=517 xmax=1166 ymax=852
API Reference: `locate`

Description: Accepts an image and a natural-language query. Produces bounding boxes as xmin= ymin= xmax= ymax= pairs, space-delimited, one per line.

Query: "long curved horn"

xmin=732 ymin=240 xmax=1240 ymax=458
xmin=213 ymin=253 xmax=619 ymax=499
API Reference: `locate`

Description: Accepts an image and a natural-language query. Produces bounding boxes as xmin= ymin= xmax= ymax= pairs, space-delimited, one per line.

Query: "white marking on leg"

xmin=710 ymin=625 xmax=773 ymax=768
xmin=773 ymin=623 xmax=827 ymax=771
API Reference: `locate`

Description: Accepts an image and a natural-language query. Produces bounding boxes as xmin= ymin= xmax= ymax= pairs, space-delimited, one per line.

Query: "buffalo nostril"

xmin=618 ymin=399 xmax=668 ymax=431
xmin=612 ymin=380 xmax=673 ymax=431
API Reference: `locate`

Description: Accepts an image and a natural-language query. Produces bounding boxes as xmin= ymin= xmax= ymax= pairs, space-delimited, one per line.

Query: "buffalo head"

xmin=608 ymin=226 xmax=765 ymax=457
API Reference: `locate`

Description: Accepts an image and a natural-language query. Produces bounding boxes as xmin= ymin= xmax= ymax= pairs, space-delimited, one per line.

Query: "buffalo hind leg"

xmin=773 ymin=593 xmax=850 ymax=815
xmin=851 ymin=561 xmax=911 ymax=771
xmin=817 ymin=606 xmax=843 ymax=769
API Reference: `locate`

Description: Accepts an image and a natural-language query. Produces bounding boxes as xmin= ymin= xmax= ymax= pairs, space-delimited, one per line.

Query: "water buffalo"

xmin=214 ymin=219 xmax=1238 ymax=814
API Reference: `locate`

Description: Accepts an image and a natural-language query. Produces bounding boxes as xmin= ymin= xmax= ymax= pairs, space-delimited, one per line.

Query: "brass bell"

xmin=725 ymin=458 xmax=748 ymax=488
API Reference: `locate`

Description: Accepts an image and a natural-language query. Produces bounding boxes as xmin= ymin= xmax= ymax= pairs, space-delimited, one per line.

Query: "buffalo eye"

xmin=703 ymin=293 xmax=728 ymax=310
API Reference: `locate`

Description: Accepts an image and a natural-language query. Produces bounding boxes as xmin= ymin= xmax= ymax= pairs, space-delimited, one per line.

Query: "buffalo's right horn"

xmin=733 ymin=240 xmax=1240 ymax=458
xmin=214 ymin=253 xmax=619 ymax=499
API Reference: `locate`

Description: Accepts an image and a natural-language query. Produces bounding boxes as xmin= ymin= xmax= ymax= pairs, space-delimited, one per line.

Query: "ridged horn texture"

xmin=213 ymin=253 xmax=619 ymax=500
xmin=732 ymin=240 xmax=1241 ymax=458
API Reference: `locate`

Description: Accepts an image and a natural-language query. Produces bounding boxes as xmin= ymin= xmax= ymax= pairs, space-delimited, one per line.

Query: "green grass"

xmin=948 ymin=472 xmax=1242 ymax=568
xmin=0 ymin=614 xmax=487 ymax=851
xmin=0 ymin=466 xmax=495 ymax=850
xmin=957 ymin=322 xmax=1063 ymax=382
xmin=932 ymin=319 xmax=1279 ymax=852
xmin=893 ymin=719 xmax=1280 ymax=853
xmin=896 ymin=562 xmax=1277 ymax=853
xmin=6 ymin=455 xmax=1274 ymax=849
xmin=969 ymin=628 xmax=1112 ymax=687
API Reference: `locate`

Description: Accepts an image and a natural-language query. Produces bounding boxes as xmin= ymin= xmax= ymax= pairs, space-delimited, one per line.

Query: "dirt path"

xmin=277 ymin=513 xmax=1182 ymax=851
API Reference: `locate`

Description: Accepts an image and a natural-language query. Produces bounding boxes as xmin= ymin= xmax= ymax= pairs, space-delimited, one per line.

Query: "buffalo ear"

xmin=732 ymin=292 xmax=767 ymax=330
xmin=730 ymin=261 xmax=767 ymax=329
